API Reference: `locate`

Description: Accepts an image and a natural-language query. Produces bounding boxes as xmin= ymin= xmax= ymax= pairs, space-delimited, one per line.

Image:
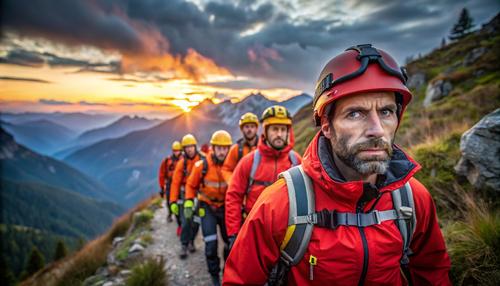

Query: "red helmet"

xmin=313 ymin=44 xmax=412 ymax=126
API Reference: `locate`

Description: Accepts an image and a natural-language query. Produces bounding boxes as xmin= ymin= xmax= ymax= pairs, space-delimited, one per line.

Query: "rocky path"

xmin=144 ymin=202 xmax=223 ymax=286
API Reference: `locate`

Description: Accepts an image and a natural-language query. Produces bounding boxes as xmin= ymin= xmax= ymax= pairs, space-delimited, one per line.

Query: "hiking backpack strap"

xmin=183 ymin=154 xmax=188 ymax=178
xmin=267 ymin=165 xmax=314 ymax=286
xmin=246 ymin=150 xmax=261 ymax=195
xmin=391 ymin=182 xmax=416 ymax=285
xmin=200 ymin=156 xmax=208 ymax=188
xmin=279 ymin=165 xmax=315 ymax=265
xmin=288 ymin=151 xmax=299 ymax=167
xmin=237 ymin=139 xmax=244 ymax=161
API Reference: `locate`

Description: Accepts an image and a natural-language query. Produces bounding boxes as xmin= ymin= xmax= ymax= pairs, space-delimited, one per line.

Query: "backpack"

xmin=246 ymin=149 xmax=299 ymax=195
xmin=268 ymin=165 xmax=416 ymax=286
xmin=183 ymin=152 xmax=205 ymax=178
xmin=237 ymin=139 xmax=245 ymax=161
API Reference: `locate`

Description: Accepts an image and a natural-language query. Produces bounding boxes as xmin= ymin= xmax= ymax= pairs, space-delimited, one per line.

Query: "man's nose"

xmin=365 ymin=112 xmax=385 ymax=138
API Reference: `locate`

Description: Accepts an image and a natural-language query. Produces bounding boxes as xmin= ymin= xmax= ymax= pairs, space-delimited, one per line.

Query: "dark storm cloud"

xmin=0 ymin=48 xmax=120 ymax=73
xmin=1 ymin=0 xmax=166 ymax=54
xmin=205 ymin=2 xmax=274 ymax=29
xmin=0 ymin=50 xmax=45 ymax=67
xmin=1 ymin=0 xmax=498 ymax=92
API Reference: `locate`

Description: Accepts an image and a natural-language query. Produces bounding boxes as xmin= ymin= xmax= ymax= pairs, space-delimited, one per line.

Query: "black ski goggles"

xmin=314 ymin=44 xmax=408 ymax=106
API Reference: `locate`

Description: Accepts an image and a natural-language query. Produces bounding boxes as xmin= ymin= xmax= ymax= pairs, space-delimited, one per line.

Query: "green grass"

xmin=126 ymin=257 xmax=167 ymax=286
xmin=115 ymin=208 xmax=155 ymax=261
xmin=443 ymin=196 xmax=500 ymax=286
xmin=133 ymin=209 xmax=154 ymax=228
xmin=115 ymin=231 xmax=140 ymax=261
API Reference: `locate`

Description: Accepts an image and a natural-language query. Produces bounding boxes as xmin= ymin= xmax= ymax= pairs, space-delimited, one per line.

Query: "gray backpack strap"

xmin=391 ymin=182 xmax=416 ymax=284
xmin=278 ymin=165 xmax=315 ymax=266
xmin=288 ymin=151 xmax=299 ymax=167
xmin=246 ymin=150 xmax=261 ymax=195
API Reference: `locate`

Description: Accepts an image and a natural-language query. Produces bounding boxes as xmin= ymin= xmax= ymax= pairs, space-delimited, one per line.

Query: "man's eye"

xmin=381 ymin=109 xmax=394 ymax=117
xmin=347 ymin=111 xmax=362 ymax=119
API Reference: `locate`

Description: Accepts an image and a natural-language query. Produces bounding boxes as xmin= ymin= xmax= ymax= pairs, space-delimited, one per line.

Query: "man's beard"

xmin=213 ymin=153 xmax=226 ymax=164
xmin=243 ymin=131 xmax=256 ymax=141
xmin=269 ymin=137 xmax=286 ymax=150
xmin=331 ymin=134 xmax=393 ymax=175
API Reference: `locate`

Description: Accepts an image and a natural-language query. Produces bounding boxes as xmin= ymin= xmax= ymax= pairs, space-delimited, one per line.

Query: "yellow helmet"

xmin=260 ymin=105 xmax=292 ymax=128
xmin=171 ymin=141 xmax=182 ymax=151
xmin=210 ymin=130 xmax=233 ymax=146
xmin=181 ymin=134 xmax=197 ymax=147
xmin=239 ymin=112 xmax=259 ymax=128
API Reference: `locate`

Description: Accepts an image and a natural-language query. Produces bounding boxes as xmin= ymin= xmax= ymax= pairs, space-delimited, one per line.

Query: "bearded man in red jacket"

xmin=223 ymin=44 xmax=451 ymax=286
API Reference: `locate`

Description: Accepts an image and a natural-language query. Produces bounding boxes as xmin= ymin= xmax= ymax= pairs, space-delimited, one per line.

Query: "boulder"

xmin=455 ymin=109 xmax=500 ymax=191
xmin=423 ymin=79 xmax=453 ymax=107
xmin=463 ymin=47 xmax=487 ymax=66
xmin=112 ymin=237 xmax=125 ymax=247
xmin=128 ymin=243 xmax=145 ymax=253
xmin=407 ymin=72 xmax=426 ymax=89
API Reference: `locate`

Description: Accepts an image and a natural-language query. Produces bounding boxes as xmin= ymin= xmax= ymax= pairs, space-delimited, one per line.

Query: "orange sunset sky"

xmin=1 ymin=0 xmax=498 ymax=119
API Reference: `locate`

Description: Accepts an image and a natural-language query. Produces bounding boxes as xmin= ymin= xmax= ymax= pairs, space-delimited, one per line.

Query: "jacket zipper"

xmin=274 ymin=155 xmax=278 ymax=179
xmin=357 ymin=202 xmax=369 ymax=286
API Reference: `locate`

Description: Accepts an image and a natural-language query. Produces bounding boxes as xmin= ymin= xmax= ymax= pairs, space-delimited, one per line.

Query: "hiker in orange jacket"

xmin=169 ymin=134 xmax=202 ymax=259
xmin=225 ymin=105 xmax=302 ymax=247
xmin=222 ymin=112 xmax=259 ymax=182
xmin=158 ymin=140 xmax=182 ymax=224
xmin=185 ymin=130 xmax=233 ymax=286
xmin=223 ymin=44 xmax=451 ymax=285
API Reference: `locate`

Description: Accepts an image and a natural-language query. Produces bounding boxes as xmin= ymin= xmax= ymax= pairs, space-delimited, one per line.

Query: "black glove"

xmin=159 ymin=188 xmax=165 ymax=197
xmin=228 ymin=235 xmax=237 ymax=252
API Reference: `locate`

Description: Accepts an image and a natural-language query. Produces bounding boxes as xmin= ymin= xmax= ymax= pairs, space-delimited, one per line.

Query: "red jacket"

xmin=223 ymin=132 xmax=451 ymax=285
xmin=225 ymin=129 xmax=302 ymax=237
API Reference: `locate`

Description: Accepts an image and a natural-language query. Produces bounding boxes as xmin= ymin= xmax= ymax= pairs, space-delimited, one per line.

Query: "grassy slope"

xmin=291 ymin=17 xmax=500 ymax=285
xmin=19 ymin=196 xmax=160 ymax=286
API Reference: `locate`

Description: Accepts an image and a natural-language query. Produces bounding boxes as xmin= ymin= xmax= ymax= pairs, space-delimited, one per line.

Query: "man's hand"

xmin=183 ymin=200 xmax=194 ymax=219
xmin=170 ymin=203 xmax=179 ymax=215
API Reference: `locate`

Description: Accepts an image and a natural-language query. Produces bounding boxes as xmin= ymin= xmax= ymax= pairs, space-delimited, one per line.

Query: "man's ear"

xmin=321 ymin=115 xmax=333 ymax=139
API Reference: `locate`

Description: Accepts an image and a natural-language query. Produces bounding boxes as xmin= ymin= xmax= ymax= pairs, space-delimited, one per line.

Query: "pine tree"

xmin=449 ymin=8 xmax=475 ymax=40
xmin=53 ymin=240 xmax=68 ymax=261
xmin=24 ymin=247 xmax=45 ymax=277
xmin=0 ymin=257 xmax=17 ymax=286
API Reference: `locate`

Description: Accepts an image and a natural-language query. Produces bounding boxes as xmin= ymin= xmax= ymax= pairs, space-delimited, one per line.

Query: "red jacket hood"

xmin=302 ymin=131 xmax=421 ymax=209
xmin=257 ymin=126 xmax=295 ymax=158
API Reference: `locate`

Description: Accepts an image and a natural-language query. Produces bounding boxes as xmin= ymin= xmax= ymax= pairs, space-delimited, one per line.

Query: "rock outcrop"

xmin=455 ymin=109 xmax=500 ymax=191
xmin=423 ymin=79 xmax=453 ymax=107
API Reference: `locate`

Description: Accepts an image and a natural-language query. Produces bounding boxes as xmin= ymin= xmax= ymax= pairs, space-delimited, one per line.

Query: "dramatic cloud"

xmin=1 ymin=0 xmax=498 ymax=92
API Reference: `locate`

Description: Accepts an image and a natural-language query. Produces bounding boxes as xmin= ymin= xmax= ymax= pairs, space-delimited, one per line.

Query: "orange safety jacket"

xmin=222 ymin=138 xmax=257 ymax=182
xmin=169 ymin=152 xmax=203 ymax=203
xmin=186 ymin=153 xmax=227 ymax=207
